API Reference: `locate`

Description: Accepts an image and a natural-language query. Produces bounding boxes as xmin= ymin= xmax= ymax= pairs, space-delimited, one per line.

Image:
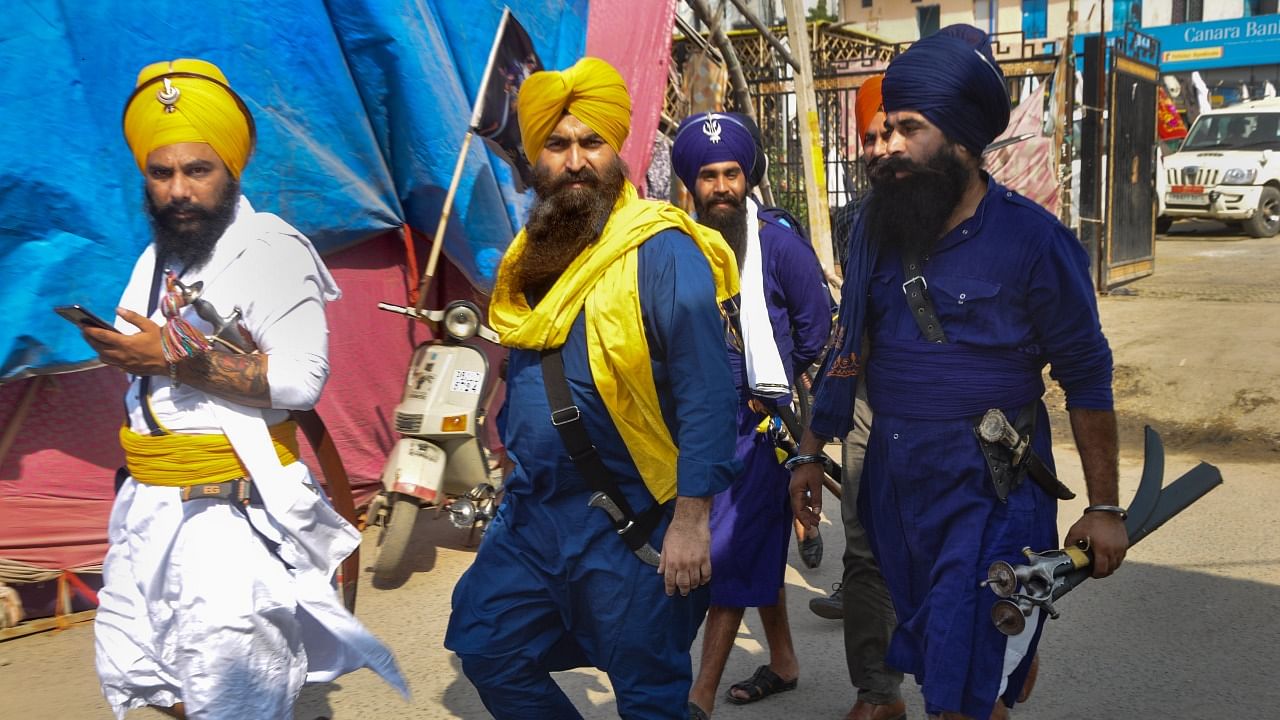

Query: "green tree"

xmin=806 ymin=0 xmax=838 ymax=23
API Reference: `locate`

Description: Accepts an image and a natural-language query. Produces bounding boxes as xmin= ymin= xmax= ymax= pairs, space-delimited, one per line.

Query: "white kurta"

xmin=94 ymin=197 xmax=407 ymax=719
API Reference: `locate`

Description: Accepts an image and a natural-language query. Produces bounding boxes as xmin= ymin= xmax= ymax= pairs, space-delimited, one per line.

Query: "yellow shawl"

xmin=490 ymin=181 xmax=739 ymax=503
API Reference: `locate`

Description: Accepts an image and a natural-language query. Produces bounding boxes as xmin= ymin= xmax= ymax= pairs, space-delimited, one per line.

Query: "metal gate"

xmin=668 ymin=23 xmax=1064 ymax=265
xmin=1100 ymin=28 xmax=1160 ymax=289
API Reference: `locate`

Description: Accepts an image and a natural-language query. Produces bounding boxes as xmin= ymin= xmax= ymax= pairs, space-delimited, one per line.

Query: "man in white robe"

xmin=80 ymin=58 xmax=405 ymax=719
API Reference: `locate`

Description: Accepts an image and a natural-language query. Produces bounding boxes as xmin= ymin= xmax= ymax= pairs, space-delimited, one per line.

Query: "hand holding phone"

xmin=54 ymin=305 xmax=120 ymax=333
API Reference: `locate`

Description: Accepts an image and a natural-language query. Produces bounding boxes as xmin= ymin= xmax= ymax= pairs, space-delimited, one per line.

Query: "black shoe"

xmin=798 ymin=532 xmax=823 ymax=569
xmin=808 ymin=583 xmax=843 ymax=619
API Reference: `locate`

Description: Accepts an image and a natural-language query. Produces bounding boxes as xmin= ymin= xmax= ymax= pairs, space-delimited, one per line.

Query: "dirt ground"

xmin=2 ymin=223 xmax=1278 ymax=719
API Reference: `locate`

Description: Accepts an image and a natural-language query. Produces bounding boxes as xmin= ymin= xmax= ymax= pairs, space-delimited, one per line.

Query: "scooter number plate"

xmin=451 ymin=369 xmax=483 ymax=394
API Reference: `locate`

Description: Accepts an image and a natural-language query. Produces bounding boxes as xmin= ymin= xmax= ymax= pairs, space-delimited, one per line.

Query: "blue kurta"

xmin=710 ymin=208 xmax=832 ymax=607
xmin=811 ymin=178 xmax=1113 ymax=717
xmin=445 ymin=229 xmax=740 ymax=720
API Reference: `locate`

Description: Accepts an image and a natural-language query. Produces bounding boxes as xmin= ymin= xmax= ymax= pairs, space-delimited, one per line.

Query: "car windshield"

xmin=1182 ymin=112 xmax=1280 ymax=151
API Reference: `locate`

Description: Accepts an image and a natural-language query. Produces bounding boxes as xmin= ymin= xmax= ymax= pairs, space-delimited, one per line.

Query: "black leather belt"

xmin=179 ymin=477 xmax=261 ymax=505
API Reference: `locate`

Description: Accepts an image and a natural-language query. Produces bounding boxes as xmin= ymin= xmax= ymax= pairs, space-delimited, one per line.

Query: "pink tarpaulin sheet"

xmin=586 ymin=0 xmax=677 ymax=196
xmin=987 ymin=90 xmax=1059 ymax=216
xmin=0 ymin=231 xmax=491 ymax=575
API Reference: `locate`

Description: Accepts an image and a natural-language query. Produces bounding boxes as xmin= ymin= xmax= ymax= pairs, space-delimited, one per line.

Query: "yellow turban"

xmin=518 ymin=57 xmax=631 ymax=164
xmin=122 ymin=58 xmax=255 ymax=179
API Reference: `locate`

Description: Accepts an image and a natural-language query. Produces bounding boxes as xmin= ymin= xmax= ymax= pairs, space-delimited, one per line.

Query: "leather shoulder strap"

xmin=901 ymin=252 xmax=947 ymax=344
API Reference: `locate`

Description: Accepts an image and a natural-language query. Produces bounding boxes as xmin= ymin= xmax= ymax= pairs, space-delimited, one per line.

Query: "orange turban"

xmin=855 ymin=75 xmax=884 ymax=138
xmin=122 ymin=59 xmax=255 ymax=178
xmin=517 ymin=57 xmax=631 ymax=163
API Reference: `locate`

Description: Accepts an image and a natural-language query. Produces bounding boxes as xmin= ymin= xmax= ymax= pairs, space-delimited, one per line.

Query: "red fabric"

xmin=1157 ymin=86 xmax=1189 ymax=142
xmin=586 ymin=0 xmax=677 ymax=197
xmin=0 ymin=231 xmax=494 ymax=581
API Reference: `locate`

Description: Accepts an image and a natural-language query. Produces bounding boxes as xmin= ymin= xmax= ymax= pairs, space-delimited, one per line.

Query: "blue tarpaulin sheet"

xmin=0 ymin=0 xmax=587 ymax=380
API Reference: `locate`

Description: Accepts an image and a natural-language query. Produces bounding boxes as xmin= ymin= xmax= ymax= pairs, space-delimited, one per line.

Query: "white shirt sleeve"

xmin=237 ymin=234 xmax=333 ymax=410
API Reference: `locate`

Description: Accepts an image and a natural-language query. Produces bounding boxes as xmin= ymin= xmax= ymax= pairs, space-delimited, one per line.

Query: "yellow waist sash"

xmin=120 ymin=420 xmax=300 ymax=487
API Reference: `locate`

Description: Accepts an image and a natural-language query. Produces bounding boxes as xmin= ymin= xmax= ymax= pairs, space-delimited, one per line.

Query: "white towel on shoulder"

xmin=740 ymin=198 xmax=791 ymax=399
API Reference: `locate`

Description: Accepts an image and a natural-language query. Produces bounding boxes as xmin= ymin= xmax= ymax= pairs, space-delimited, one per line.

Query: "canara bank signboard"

xmin=1151 ymin=17 xmax=1280 ymax=70
xmin=1076 ymin=17 xmax=1280 ymax=71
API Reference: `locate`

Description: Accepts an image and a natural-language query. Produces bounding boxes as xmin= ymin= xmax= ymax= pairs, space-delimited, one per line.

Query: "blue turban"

xmin=671 ymin=111 xmax=763 ymax=191
xmin=882 ymin=24 xmax=1010 ymax=157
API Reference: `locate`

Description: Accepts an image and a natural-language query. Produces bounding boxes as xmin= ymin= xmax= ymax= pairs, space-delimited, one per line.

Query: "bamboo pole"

xmin=781 ymin=0 xmax=836 ymax=290
xmin=413 ymin=130 xmax=475 ymax=312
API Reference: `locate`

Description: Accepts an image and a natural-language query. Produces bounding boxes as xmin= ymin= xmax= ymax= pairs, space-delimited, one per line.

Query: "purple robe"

xmin=709 ymin=207 xmax=832 ymax=607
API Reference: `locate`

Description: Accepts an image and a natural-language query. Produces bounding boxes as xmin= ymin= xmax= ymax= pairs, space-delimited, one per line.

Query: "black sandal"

xmin=724 ymin=664 xmax=798 ymax=705
xmin=688 ymin=701 xmax=710 ymax=720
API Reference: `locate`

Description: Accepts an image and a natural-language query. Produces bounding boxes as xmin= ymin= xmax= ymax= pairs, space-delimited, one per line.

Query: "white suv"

xmin=1161 ymin=98 xmax=1280 ymax=238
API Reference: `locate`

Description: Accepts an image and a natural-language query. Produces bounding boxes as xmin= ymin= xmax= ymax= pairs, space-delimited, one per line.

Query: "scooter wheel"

xmin=372 ymin=495 xmax=420 ymax=586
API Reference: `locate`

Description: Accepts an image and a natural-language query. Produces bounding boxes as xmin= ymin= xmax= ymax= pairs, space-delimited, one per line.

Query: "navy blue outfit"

xmin=810 ymin=178 xmax=1113 ymax=717
xmin=710 ymin=209 xmax=831 ymax=607
xmin=444 ymin=229 xmax=739 ymax=719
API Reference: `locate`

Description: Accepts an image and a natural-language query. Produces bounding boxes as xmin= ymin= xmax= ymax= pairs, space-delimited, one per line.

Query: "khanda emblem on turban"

xmin=702 ymin=114 xmax=723 ymax=144
xmin=156 ymin=78 xmax=180 ymax=113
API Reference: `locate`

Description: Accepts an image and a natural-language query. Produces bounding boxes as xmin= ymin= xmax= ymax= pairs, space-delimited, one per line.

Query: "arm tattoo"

xmin=180 ymin=351 xmax=273 ymax=408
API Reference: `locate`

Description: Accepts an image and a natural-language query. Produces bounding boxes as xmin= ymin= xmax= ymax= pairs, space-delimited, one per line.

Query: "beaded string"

xmin=158 ymin=270 xmax=212 ymax=364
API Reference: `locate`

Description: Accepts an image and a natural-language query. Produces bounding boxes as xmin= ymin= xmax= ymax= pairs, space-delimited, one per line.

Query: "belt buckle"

xmin=902 ymin=275 xmax=927 ymax=294
xmin=551 ymin=406 xmax=581 ymax=426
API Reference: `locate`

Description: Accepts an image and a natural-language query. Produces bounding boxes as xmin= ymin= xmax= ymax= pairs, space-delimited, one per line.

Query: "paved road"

xmin=3 ymin=227 xmax=1278 ymax=718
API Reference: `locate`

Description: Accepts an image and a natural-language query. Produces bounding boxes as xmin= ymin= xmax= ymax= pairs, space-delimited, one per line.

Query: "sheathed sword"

xmin=170 ymin=278 xmax=361 ymax=611
xmin=587 ymin=491 xmax=662 ymax=567
xmin=981 ymin=426 xmax=1223 ymax=635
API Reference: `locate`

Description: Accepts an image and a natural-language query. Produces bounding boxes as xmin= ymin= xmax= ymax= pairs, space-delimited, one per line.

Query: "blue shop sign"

xmin=1075 ymin=16 xmax=1280 ymax=71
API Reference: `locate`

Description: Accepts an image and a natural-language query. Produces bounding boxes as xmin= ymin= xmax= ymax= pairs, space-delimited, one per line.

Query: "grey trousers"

xmin=840 ymin=382 xmax=903 ymax=704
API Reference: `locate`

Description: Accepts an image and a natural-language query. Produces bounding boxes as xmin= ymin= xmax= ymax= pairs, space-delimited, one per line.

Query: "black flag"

xmin=470 ymin=8 xmax=543 ymax=192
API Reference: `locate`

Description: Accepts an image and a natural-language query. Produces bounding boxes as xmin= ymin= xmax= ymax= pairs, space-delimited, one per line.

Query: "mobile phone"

xmin=54 ymin=305 xmax=119 ymax=333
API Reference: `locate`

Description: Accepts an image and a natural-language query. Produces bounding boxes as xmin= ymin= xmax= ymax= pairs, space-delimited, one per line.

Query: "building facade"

xmin=838 ymin=1 xmax=1278 ymax=111
xmin=838 ymin=0 xmax=1277 ymax=43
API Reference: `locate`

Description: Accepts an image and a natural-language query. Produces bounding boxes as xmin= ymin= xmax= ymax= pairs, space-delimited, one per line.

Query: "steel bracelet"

xmin=1084 ymin=504 xmax=1128 ymax=520
xmin=784 ymin=453 xmax=827 ymax=472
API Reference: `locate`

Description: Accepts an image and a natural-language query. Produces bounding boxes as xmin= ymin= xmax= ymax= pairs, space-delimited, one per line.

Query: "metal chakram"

xmin=980 ymin=426 xmax=1222 ymax=636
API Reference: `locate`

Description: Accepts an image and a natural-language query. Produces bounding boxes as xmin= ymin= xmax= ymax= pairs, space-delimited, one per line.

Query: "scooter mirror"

xmin=443 ymin=300 xmax=481 ymax=341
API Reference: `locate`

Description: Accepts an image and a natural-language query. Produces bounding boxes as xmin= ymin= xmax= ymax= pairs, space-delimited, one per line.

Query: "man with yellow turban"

xmin=444 ymin=57 xmax=741 ymax=719
xmin=81 ymin=58 xmax=405 ymax=718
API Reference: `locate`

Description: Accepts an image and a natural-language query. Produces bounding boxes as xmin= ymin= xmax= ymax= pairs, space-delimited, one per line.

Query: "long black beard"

xmin=516 ymin=158 xmax=627 ymax=299
xmin=694 ymin=192 xmax=748 ymax=265
xmin=863 ymin=146 xmax=971 ymax=261
xmin=146 ymin=177 xmax=240 ymax=273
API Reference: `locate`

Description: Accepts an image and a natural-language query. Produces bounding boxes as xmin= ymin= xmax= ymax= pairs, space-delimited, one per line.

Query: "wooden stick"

xmin=0 ymin=610 xmax=96 ymax=642
xmin=0 ymin=375 xmax=44 ymax=472
xmin=414 ymin=130 xmax=475 ymax=311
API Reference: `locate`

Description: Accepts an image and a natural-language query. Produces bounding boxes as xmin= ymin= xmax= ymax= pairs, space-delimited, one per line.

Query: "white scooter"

xmin=367 ymin=300 xmax=503 ymax=584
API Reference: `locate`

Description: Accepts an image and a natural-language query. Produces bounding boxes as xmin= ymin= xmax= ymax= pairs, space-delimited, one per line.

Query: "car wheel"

xmin=1156 ymin=216 xmax=1172 ymax=234
xmin=1243 ymin=186 xmax=1280 ymax=238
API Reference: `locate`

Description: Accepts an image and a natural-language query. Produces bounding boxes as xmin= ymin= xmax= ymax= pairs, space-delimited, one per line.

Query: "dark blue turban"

xmin=671 ymin=111 xmax=763 ymax=191
xmin=882 ymin=24 xmax=1010 ymax=157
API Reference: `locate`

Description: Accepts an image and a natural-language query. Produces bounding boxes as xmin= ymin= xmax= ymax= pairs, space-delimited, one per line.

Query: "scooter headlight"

xmin=443 ymin=300 xmax=481 ymax=341
xmin=449 ymin=498 xmax=477 ymax=529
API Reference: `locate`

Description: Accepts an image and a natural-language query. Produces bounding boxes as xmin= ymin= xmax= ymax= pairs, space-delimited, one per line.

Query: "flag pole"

xmin=414 ymin=129 xmax=474 ymax=311
xmin=413 ymin=7 xmax=512 ymax=311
